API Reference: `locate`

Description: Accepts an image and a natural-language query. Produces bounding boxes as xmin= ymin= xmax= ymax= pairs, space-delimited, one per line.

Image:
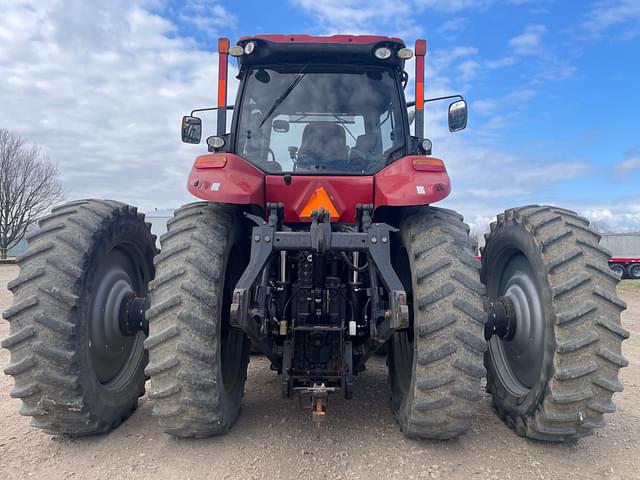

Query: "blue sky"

xmin=1 ymin=0 xmax=638 ymax=232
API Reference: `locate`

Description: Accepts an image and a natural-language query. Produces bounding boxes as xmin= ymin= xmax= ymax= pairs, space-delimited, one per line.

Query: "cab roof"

xmin=234 ymin=34 xmax=408 ymax=69
xmin=238 ymin=34 xmax=404 ymax=45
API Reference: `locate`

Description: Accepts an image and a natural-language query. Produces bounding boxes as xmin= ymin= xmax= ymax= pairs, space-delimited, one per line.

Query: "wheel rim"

xmin=488 ymin=253 xmax=545 ymax=397
xmin=89 ymin=247 xmax=146 ymax=390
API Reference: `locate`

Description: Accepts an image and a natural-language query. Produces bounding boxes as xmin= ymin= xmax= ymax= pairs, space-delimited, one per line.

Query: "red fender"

xmin=374 ymin=155 xmax=451 ymax=208
xmin=187 ymin=153 xmax=265 ymax=208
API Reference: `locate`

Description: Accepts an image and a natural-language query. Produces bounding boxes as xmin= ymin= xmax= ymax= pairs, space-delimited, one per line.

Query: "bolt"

xmin=382 ymin=237 xmax=388 ymax=243
xmin=265 ymin=235 xmax=271 ymax=243
xmin=371 ymin=237 xmax=377 ymax=243
xmin=254 ymin=235 xmax=261 ymax=242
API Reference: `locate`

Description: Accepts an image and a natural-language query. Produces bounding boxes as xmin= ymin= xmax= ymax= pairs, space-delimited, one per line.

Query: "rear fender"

xmin=374 ymin=155 xmax=451 ymax=208
xmin=187 ymin=153 xmax=265 ymax=209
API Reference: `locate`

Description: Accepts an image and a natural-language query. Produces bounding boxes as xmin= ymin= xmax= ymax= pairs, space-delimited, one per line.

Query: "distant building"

xmin=600 ymin=233 xmax=640 ymax=257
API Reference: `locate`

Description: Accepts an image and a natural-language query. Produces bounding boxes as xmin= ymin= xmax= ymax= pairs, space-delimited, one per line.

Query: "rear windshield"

xmin=234 ymin=65 xmax=406 ymax=175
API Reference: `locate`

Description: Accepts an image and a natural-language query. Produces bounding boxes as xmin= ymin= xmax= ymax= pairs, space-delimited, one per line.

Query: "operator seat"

xmin=297 ymin=123 xmax=348 ymax=169
xmin=349 ymin=134 xmax=381 ymax=170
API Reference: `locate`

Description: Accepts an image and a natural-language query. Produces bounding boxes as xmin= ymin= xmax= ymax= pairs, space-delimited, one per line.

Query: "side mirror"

xmin=272 ymin=119 xmax=290 ymax=133
xmin=181 ymin=115 xmax=202 ymax=144
xmin=448 ymin=100 xmax=468 ymax=132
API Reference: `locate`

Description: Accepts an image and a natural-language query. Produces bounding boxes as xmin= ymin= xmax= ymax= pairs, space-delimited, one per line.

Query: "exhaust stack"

xmin=217 ymin=37 xmax=230 ymax=136
xmin=414 ymin=39 xmax=427 ymax=138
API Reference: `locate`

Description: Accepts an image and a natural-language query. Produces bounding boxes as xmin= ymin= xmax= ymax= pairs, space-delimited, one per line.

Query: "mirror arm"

xmin=190 ymin=105 xmax=234 ymax=116
xmin=406 ymin=94 xmax=465 ymax=108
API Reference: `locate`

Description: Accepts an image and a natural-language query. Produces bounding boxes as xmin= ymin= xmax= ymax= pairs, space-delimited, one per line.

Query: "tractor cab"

xmin=181 ymin=35 xmax=467 ymax=224
xmin=229 ymin=36 xmax=411 ymax=176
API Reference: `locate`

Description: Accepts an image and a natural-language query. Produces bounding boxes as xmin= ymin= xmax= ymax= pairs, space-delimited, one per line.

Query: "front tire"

xmin=2 ymin=200 xmax=156 ymax=435
xmin=388 ymin=207 xmax=487 ymax=439
xmin=482 ymin=206 xmax=629 ymax=441
xmin=145 ymin=203 xmax=251 ymax=437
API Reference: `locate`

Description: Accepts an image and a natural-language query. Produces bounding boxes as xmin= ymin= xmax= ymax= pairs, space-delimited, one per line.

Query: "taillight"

xmin=195 ymin=155 xmax=227 ymax=169
xmin=412 ymin=158 xmax=445 ymax=172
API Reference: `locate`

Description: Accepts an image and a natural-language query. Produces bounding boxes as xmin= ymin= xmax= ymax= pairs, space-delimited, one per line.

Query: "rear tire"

xmin=145 ymin=202 xmax=251 ymax=437
xmin=388 ymin=207 xmax=487 ymax=439
xmin=481 ymin=206 xmax=628 ymax=441
xmin=628 ymin=263 xmax=640 ymax=280
xmin=2 ymin=200 xmax=156 ymax=435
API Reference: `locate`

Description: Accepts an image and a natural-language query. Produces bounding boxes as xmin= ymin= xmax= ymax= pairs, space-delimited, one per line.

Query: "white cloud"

xmin=437 ymin=17 xmax=469 ymax=35
xmin=583 ymin=0 xmax=640 ymax=35
xmin=582 ymin=202 xmax=640 ymax=232
xmin=472 ymin=99 xmax=497 ymax=114
xmin=176 ymin=0 xmax=237 ymax=36
xmin=614 ymin=156 xmax=640 ymax=175
xmin=486 ymin=56 xmax=516 ymax=68
xmin=415 ymin=0 xmax=493 ymax=12
xmin=0 ymin=0 xmax=236 ymax=211
xmin=457 ymin=59 xmax=481 ymax=82
xmin=291 ymin=0 xmax=422 ymax=37
xmin=508 ymin=24 xmax=547 ymax=55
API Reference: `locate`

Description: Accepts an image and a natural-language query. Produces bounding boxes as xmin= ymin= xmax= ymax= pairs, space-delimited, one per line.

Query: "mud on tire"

xmin=482 ymin=205 xmax=629 ymax=441
xmin=388 ymin=207 xmax=487 ymax=439
xmin=145 ymin=202 xmax=250 ymax=438
xmin=2 ymin=200 xmax=156 ymax=435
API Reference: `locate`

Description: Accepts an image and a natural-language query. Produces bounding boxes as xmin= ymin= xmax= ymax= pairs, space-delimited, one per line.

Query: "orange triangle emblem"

xmin=299 ymin=186 xmax=340 ymax=220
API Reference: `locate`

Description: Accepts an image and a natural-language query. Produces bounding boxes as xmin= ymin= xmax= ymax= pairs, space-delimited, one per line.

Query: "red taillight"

xmin=195 ymin=155 xmax=227 ymax=169
xmin=412 ymin=158 xmax=445 ymax=172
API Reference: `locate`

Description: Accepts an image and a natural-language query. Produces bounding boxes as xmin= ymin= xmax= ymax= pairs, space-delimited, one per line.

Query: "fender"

xmin=187 ymin=153 xmax=265 ymax=209
xmin=374 ymin=155 xmax=451 ymax=208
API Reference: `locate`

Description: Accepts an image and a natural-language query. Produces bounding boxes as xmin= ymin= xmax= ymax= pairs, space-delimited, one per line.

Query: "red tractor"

xmin=3 ymin=35 xmax=628 ymax=441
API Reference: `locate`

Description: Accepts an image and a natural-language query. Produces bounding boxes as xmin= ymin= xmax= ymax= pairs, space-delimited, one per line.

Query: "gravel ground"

xmin=1 ymin=263 xmax=639 ymax=480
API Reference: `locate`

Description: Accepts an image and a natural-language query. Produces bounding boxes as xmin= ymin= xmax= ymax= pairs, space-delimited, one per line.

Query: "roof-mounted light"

xmin=397 ymin=48 xmax=413 ymax=59
xmin=374 ymin=47 xmax=392 ymax=60
xmin=229 ymin=45 xmax=244 ymax=57
xmin=244 ymin=41 xmax=256 ymax=54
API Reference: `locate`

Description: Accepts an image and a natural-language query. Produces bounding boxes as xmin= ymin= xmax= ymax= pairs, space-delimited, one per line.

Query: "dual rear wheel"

xmin=389 ymin=205 xmax=628 ymax=441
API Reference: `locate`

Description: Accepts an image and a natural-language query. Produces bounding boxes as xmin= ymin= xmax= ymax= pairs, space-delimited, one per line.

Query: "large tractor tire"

xmin=145 ymin=202 xmax=251 ymax=438
xmin=481 ymin=206 xmax=628 ymax=441
xmin=388 ymin=207 xmax=487 ymax=439
xmin=2 ymin=200 xmax=156 ymax=435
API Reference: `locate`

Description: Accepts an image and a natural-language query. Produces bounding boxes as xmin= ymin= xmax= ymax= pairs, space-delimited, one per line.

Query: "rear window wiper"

xmin=258 ymin=67 xmax=307 ymax=129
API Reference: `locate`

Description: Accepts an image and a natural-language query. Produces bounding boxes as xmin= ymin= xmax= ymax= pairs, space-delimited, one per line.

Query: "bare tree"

xmin=0 ymin=129 xmax=64 ymax=259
